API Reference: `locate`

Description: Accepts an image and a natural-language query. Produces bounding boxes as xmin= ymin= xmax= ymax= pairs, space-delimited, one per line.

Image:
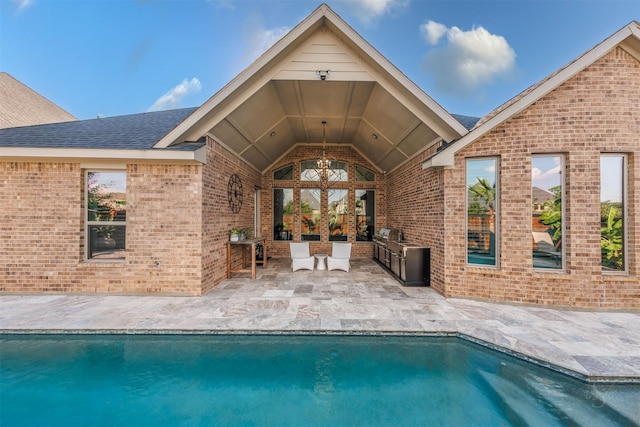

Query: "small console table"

xmin=226 ymin=237 xmax=267 ymax=280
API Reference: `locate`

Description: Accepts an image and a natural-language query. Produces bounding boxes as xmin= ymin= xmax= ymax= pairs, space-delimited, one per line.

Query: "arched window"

xmin=355 ymin=165 xmax=375 ymax=182
xmin=300 ymin=160 xmax=348 ymax=182
xmin=273 ymin=164 xmax=294 ymax=181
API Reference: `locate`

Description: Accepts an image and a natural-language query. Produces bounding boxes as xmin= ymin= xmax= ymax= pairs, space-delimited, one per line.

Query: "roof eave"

xmin=0 ymin=146 xmax=207 ymax=164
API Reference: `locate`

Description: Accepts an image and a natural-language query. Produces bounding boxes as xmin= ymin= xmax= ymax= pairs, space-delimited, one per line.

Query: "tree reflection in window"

xmin=273 ymin=188 xmax=293 ymax=240
xmin=532 ymin=155 xmax=563 ymax=270
xmin=301 ymin=189 xmax=321 ymax=241
xmin=466 ymin=158 xmax=498 ymax=266
xmin=328 ymin=189 xmax=348 ymax=241
xmin=87 ymin=171 xmax=126 ymax=260
xmin=601 ymin=155 xmax=625 ymax=272
xmin=356 ymin=190 xmax=375 ymax=241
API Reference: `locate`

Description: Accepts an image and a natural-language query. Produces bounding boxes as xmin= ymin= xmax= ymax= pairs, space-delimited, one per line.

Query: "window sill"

xmin=81 ymin=259 xmax=125 ymax=266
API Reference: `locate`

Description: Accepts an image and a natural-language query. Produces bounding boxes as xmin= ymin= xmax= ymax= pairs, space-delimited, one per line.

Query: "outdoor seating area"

xmin=290 ymin=242 xmax=353 ymax=272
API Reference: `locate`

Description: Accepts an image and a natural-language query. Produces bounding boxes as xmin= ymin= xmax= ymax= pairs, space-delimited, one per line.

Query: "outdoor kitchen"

xmin=373 ymin=228 xmax=430 ymax=286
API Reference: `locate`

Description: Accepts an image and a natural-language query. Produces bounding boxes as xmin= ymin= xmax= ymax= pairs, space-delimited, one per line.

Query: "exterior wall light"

xmin=316 ymin=70 xmax=330 ymax=80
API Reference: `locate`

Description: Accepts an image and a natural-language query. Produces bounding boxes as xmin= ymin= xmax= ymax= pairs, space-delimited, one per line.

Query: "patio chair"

xmin=290 ymin=242 xmax=315 ymax=272
xmin=327 ymin=242 xmax=351 ymax=272
xmin=532 ymin=231 xmax=561 ymax=264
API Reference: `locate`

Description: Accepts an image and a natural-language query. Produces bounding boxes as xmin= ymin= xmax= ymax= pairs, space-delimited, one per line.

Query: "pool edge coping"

xmin=1 ymin=328 xmax=638 ymax=385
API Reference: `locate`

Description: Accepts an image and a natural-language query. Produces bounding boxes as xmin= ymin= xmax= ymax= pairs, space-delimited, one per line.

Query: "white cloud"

xmin=147 ymin=78 xmax=202 ymax=112
xmin=12 ymin=0 xmax=32 ymax=12
xmin=532 ymin=159 xmax=562 ymax=190
xmin=531 ymin=167 xmax=543 ymax=180
xmin=421 ymin=20 xmax=447 ymax=45
xmin=246 ymin=26 xmax=291 ymax=62
xmin=421 ymin=21 xmax=516 ymax=96
xmin=345 ymin=0 xmax=409 ymax=24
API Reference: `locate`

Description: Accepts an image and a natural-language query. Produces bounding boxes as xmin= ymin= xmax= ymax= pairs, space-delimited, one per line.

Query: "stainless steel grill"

xmin=373 ymin=228 xmax=430 ymax=286
xmin=372 ymin=228 xmax=401 ymax=268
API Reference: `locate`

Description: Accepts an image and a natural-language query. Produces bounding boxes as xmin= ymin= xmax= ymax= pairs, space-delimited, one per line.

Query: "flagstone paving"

xmin=1 ymin=258 xmax=639 ymax=383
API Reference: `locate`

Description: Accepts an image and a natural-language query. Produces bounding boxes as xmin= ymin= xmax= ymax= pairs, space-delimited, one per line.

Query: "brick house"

xmin=1 ymin=5 xmax=638 ymax=308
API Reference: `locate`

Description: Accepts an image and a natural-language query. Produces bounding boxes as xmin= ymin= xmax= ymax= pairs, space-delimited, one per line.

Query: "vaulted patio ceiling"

xmin=209 ymin=79 xmax=443 ymax=173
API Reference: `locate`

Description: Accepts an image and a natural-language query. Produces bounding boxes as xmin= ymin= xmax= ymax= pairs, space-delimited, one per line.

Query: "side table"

xmin=315 ymin=253 xmax=328 ymax=270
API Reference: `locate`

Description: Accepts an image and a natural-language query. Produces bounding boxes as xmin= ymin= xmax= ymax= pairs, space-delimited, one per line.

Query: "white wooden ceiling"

xmin=208 ymin=79 xmax=442 ymax=173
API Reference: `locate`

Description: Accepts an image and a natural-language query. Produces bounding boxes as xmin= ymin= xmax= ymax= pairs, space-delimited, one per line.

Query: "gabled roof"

xmin=424 ymin=21 xmax=640 ymax=169
xmin=0 ymin=72 xmax=77 ymax=129
xmin=155 ymin=3 xmax=468 ymax=173
xmin=0 ymin=107 xmax=205 ymax=163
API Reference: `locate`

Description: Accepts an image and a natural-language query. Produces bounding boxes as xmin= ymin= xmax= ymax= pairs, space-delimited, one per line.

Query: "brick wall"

xmin=202 ymin=137 xmax=262 ymax=293
xmin=1 ymin=162 xmax=82 ymax=291
xmin=261 ymin=144 xmax=385 ymax=259
xmin=0 ymin=161 xmax=206 ymax=295
xmin=386 ymin=149 xmax=446 ymax=294
xmin=124 ymin=163 xmax=203 ymax=294
xmin=440 ymin=47 xmax=639 ymax=308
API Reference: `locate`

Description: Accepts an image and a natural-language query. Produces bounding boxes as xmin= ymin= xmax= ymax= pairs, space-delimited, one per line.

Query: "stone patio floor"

xmin=1 ymin=258 xmax=639 ymax=383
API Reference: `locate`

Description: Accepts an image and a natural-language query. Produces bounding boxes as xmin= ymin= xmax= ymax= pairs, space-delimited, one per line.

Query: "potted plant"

xmin=242 ymin=227 xmax=252 ymax=240
xmin=230 ymin=227 xmax=241 ymax=242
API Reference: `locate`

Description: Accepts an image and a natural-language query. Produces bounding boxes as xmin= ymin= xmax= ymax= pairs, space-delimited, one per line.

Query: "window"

xmin=466 ymin=158 xmax=498 ymax=266
xmin=601 ymin=155 xmax=626 ymax=272
xmin=86 ymin=171 xmax=126 ymax=260
xmin=328 ymin=189 xmax=348 ymax=241
xmin=355 ymin=165 xmax=375 ymax=182
xmin=273 ymin=189 xmax=293 ymax=240
xmin=300 ymin=160 xmax=348 ymax=182
xmin=273 ymin=164 xmax=294 ymax=181
xmin=301 ymin=189 xmax=321 ymax=241
xmin=355 ymin=190 xmax=375 ymax=241
xmin=531 ymin=155 xmax=563 ymax=270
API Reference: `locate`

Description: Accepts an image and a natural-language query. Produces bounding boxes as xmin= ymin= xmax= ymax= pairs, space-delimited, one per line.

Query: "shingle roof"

xmin=451 ymin=114 xmax=481 ymax=131
xmin=0 ymin=72 xmax=77 ymax=129
xmin=0 ymin=107 xmax=200 ymax=150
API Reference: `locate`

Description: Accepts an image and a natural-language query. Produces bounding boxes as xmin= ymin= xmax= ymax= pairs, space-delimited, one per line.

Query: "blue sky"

xmin=1 ymin=0 xmax=637 ymax=121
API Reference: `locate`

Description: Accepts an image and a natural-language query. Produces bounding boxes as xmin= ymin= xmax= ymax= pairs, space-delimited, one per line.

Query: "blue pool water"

xmin=1 ymin=335 xmax=638 ymax=426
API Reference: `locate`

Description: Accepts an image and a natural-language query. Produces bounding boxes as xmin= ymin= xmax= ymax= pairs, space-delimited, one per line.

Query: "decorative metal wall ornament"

xmin=227 ymin=174 xmax=243 ymax=213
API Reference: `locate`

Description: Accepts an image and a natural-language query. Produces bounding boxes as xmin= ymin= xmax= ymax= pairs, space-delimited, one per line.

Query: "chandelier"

xmin=311 ymin=121 xmax=340 ymax=191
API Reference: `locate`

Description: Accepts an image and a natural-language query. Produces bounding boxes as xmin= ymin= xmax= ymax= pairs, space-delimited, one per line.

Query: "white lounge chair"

xmin=327 ymin=242 xmax=351 ymax=272
xmin=532 ymin=231 xmax=561 ymax=264
xmin=290 ymin=242 xmax=315 ymax=271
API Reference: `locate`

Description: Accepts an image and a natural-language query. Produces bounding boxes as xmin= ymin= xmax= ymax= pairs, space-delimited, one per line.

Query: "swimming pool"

xmin=1 ymin=334 xmax=638 ymax=426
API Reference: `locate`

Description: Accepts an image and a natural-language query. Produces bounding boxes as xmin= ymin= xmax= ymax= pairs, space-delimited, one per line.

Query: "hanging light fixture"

xmin=317 ymin=121 xmax=331 ymax=172
xmin=310 ymin=121 xmax=339 ymax=191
